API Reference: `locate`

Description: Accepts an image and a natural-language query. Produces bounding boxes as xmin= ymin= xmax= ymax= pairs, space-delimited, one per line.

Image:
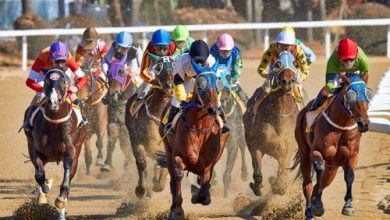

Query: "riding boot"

xmin=164 ymin=106 xmax=180 ymax=133
xmin=73 ymin=98 xmax=88 ymax=125
xmin=218 ymin=107 xmax=230 ymax=134
xmin=309 ymin=92 xmax=327 ymax=111
xmin=24 ymin=105 xmax=37 ymax=132
xmin=235 ymin=85 xmax=249 ymax=105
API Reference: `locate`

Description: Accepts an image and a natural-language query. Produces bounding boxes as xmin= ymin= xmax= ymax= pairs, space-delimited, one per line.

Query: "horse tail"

xmin=289 ymin=150 xmax=301 ymax=181
xmin=156 ymin=151 xmax=168 ymax=168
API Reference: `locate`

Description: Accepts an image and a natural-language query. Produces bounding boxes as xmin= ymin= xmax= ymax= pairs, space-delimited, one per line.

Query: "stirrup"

xmin=222 ymin=124 xmax=230 ymax=134
xmin=82 ymin=116 xmax=88 ymax=125
xmin=164 ymin=123 xmax=173 ymax=134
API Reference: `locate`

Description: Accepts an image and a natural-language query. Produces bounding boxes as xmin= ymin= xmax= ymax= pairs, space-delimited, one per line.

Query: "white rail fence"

xmin=1 ymin=19 xmax=390 ymax=71
xmin=368 ymin=69 xmax=390 ymax=134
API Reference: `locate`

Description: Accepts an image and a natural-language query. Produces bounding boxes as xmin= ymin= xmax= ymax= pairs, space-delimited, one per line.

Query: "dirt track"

xmin=0 ymin=57 xmax=390 ymax=219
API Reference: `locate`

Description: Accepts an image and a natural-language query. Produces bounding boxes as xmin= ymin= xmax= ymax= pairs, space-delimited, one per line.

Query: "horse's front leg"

xmin=132 ymin=144 xmax=148 ymax=198
xmin=192 ymin=165 xmax=212 ymax=205
xmin=223 ymin=139 xmax=239 ymax=198
xmin=55 ymin=149 xmax=75 ymax=210
xmin=152 ymin=163 xmax=168 ymax=192
xmin=249 ymin=148 xmax=264 ymax=196
xmin=167 ymin=158 xmax=184 ymax=220
xmin=96 ymin=102 xmax=107 ymax=166
xmin=118 ymin=124 xmax=133 ymax=169
xmin=341 ymin=156 xmax=357 ymax=216
xmin=239 ymin=134 xmax=248 ymax=182
xmin=32 ymin=155 xmax=53 ymax=204
xmin=101 ymin=123 xmax=119 ymax=172
xmin=83 ymin=134 xmax=93 ymax=175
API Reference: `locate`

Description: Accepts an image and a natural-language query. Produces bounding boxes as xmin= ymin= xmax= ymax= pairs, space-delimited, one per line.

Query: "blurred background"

xmin=1 ymin=0 xmax=390 ymax=66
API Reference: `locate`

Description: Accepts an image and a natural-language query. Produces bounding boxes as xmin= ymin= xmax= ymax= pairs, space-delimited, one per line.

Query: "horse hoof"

xmin=57 ymin=208 xmax=66 ymax=220
xmin=167 ymin=209 xmax=184 ymax=220
xmin=152 ymin=184 xmax=164 ymax=192
xmin=135 ymin=185 xmax=147 ymax=198
xmin=96 ymin=158 xmax=104 ymax=166
xmin=249 ymin=182 xmax=262 ymax=196
xmin=100 ymin=164 xmax=111 ymax=172
xmin=201 ymin=196 xmax=211 ymax=205
xmin=38 ymin=194 xmax=48 ymax=204
xmin=55 ymin=196 xmax=67 ymax=209
xmin=313 ymin=206 xmax=324 ymax=217
xmin=342 ymin=206 xmax=354 ymax=216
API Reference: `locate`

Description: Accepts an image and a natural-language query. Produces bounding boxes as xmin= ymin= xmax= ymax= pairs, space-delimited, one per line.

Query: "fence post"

xmin=325 ymin=28 xmax=331 ymax=59
xmin=387 ymin=25 xmax=390 ymax=58
xmin=22 ymin=36 xmax=27 ymax=71
xmin=264 ymin=29 xmax=269 ymax=52
xmin=202 ymin=30 xmax=208 ymax=43
xmin=142 ymin=32 xmax=147 ymax=51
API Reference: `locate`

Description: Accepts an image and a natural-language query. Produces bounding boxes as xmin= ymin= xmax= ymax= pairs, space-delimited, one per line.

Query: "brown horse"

xmin=78 ymin=67 xmax=108 ymax=175
xmin=158 ymin=63 xmax=229 ymax=219
xmin=217 ymin=68 xmax=248 ymax=198
xmin=291 ymin=74 xmax=371 ymax=219
xmin=24 ymin=68 xmax=86 ymax=219
xmin=100 ymin=60 xmax=135 ymax=172
xmin=125 ymin=56 xmax=175 ymax=198
xmin=243 ymin=50 xmax=300 ymax=196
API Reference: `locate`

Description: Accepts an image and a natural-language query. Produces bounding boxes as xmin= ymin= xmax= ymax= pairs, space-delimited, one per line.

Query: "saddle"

xmin=129 ymin=90 xmax=153 ymax=117
xmin=305 ymin=96 xmax=335 ymax=133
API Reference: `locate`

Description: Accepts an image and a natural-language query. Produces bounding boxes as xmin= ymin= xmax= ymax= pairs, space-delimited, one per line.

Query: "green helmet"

xmin=172 ymin=25 xmax=189 ymax=41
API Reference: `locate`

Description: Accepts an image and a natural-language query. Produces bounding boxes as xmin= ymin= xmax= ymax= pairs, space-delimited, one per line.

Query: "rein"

xmin=182 ymin=102 xmax=217 ymax=132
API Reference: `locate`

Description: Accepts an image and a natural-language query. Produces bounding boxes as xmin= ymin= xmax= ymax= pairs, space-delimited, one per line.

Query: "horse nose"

xmin=357 ymin=120 xmax=369 ymax=133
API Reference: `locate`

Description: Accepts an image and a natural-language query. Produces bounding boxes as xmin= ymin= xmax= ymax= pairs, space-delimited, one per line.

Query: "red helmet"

xmin=337 ymin=38 xmax=358 ymax=60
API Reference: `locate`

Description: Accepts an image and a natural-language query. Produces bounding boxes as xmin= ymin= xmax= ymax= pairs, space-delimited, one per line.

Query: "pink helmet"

xmin=216 ymin=33 xmax=234 ymax=50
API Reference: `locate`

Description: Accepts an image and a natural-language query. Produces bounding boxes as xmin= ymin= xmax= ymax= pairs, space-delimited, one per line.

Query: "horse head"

xmin=341 ymin=74 xmax=372 ymax=132
xmin=272 ymin=50 xmax=299 ymax=92
xmin=43 ymin=68 xmax=68 ymax=112
xmin=149 ymin=53 xmax=175 ymax=96
xmin=192 ymin=60 xmax=221 ymax=115
xmin=106 ymin=60 xmax=129 ymax=100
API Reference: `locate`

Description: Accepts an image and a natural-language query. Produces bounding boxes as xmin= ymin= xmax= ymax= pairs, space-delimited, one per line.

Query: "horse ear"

xmin=293 ymin=60 xmax=299 ymax=69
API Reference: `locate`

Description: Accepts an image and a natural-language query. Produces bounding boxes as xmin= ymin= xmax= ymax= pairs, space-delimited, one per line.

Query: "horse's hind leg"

xmin=248 ymin=148 xmax=264 ymax=196
xmin=152 ymin=164 xmax=168 ymax=192
xmin=223 ymin=140 xmax=239 ymax=198
xmin=83 ymin=136 xmax=93 ymax=175
xmin=101 ymin=123 xmax=119 ymax=172
xmin=132 ymin=144 xmax=149 ymax=198
xmin=119 ymin=125 xmax=133 ymax=169
xmin=239 ymin=139 xmax=248 ymax=182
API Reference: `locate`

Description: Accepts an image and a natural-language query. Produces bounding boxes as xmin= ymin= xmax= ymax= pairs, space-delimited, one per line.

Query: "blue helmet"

xmin=151 ymin=29 xmax=171 ymax=46
xmin=115 ymin=31 xmax=133 ymax=48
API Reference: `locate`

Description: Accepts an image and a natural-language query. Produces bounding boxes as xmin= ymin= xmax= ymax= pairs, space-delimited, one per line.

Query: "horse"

xmin=158 ymin=61 xmax=229 ymax=219
xmin=291 ymin=73 xmax=372 ymax=220
xmin=243 ymin=50 xmax=301 ymax=196
xmin=23 ymin=68 xmax=87 ymax=220
xmin=216 ymin=63 xmax=248 ymax=198
xmin=125 ymin=55 xmax=175 ymax=198
xmin=78 ymin=65 xmax=108 ymax=175
xmin=100 ymin=60 xmax=135 ymax=172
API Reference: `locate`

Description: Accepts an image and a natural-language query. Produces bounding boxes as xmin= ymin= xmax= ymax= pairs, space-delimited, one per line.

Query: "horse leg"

xmin=239 ymin=136 xmax=248 ymax=182
xmin=249 ymin=149 xmax=264 ymax=196
xmin=33 ymin=156 xmax=53 ymax=204
xmin=132 ymin=144 xmax=148 ymax=198
xmin=167 ymin=157 xmax=184 ymax=220
xmin=153 ymin=164 xmax=168 ymax=192
xmin=101 ymin=123 xmax=119 ymax=172
xmin=119 ymin=125 xmax=133 ymax=169
xmin=83 ymin=137 xmax=93 ymax=175
xmin=300 ymin=149 xmax=314 ymax=220
xmin=341 ymin=158 xmax=357 ymax=216
xmin=192 ymin=166 xmax=212 ymax=205
xmin=96 ymin=102 xmax=107 ymax=166
xmin=223 ymin=141 xmax=239 ymax=198
xmin=55 ymin=152 xmax=73 ymax=209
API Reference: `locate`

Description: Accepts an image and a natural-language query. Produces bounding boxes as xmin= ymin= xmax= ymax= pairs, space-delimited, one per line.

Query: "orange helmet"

xmin=337 ymin=38 xmax=358 ymax=60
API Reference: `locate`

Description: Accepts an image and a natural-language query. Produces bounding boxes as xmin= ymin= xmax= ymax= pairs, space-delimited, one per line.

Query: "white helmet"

xmin=276 ymin=31 xmax=295 ymax=45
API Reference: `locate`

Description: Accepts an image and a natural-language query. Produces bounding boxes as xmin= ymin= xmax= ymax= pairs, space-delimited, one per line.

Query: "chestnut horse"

xmin=24 ymin=68 xmax=86 ymax=219
xmin=125 ymin=56 xmax=175 ymax=198
xmin=216 ymin=64 xmax=248 ymax=198
xmin=243 ymin=50 xmax=301 ymax=196
xmin=100 ymin=60 xmax=135 ymax=172
xmin=158 ymin=62 xmax=229 ymax=219
xmin=78 ymin=66 xmax=108 ymax=175
xmin=291 ymin=74 xmax=371 ymax=219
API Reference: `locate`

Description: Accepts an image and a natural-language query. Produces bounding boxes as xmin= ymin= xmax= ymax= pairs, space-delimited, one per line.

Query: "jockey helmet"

xmin=82 ymin=27 xmax=98 ymax=49
xmin=216 ymin=33 xmax=235 ymax=50
xmin=190 ymin=40 xmax=209 ymax=62
xmin=281 ymin=26 xmax=295 ymax=37
xmin=337 ymin=38 xmax=358 ymax=60
xmin=276 ymin=31 xmax=295 ymax=45
xmin=172 ymin=25 xmax=189 ymax=42
xmin=49 ymin=41 xmax=69 ymax=61
xmin=152 ymin=29 xmax=171 ymax=46
xmin=115 ymin=31 xmax=133 ymax=48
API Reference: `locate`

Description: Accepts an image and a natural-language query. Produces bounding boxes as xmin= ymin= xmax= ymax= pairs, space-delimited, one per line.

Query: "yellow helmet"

xmin=281 ymin=26 xmax=295 ymax=36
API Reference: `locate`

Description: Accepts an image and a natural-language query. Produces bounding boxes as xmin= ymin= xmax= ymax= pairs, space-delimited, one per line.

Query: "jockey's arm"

xmin=26 ymin=58 xmax=44 ymax=92
xmin=67 ymin=58 xmax=88 ymax=90
xmin=74 ymin=45 xmax=85 ymax=66
xmin=173 ymin=74 xmax=186 ymax=106
xmin=295 ymin=46 xmax=310 ymax=81
xmin=231 ymin=53 xmax=243 ymax=83
xmin=139 ymin=50 xmax=154 ymax=83
xmin=299 ymin=41 xmax=316 ymax=65
xmin=257 ymin=44 xmax=274 ymax=78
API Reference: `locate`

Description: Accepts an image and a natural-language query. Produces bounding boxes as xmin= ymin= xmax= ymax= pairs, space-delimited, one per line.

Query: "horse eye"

xmin=346 ymin=90 xmax=357 ymax=103
xmin=197 ymin=77 xmax=208 ymax=91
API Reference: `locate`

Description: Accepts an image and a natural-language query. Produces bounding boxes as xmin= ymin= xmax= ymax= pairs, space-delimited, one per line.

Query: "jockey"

xmin=164 ymin=40 xmax=230 ymax=134
xmin=75 ymin=27 xmax=109 ymax=98
xmin=281 ymin=26 xmax=317 ymax=65
xmin=136 ymin=29 xmax=176 ymax=99
xmin=309 ymin=37 xmax=369 ymax=111
xmin=210 ymin=33 xmax=248 ymax=104
xmin=256 ymin=30 xmax=309 ymax=98
xmin=172 ymin=25 xmax=195 ymax=58
xmin=24 ymin=40 xmax=88 ymax=131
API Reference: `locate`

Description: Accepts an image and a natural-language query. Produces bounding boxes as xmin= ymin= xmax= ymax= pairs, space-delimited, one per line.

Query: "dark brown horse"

xmin=24 ymin=68 xmax=86 ymax=219
xmin=125 ymin=56 xmax=175 ymax=198
xmin=217 ymin=66 xmax=248 ymax=198
xmin=78 ymin=67 xmax=108 ymax=175
xmin=291 ymin=74 xmax=371 ymax=219
xmin=100 ymin=60 xmax=135 ymax=172
xmin=243 ymin=50 xmax=300 ymax=196
xmin=158 ymin=63 xmax=229 ymax=219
